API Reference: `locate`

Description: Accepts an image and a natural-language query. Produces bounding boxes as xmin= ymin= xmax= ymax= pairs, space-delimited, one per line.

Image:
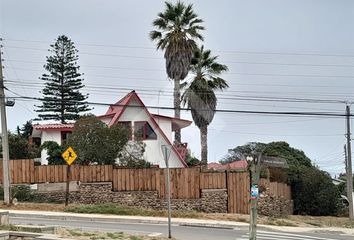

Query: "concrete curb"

xmin=9 ymin=210 xmax=249 ymax=229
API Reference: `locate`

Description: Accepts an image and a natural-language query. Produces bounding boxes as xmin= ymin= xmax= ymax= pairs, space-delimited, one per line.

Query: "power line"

xmin=5 ymin=57 xmax=354 ymax=68
xmin=5 ymin=78 xmax=354 ymax=98
xmin=4 ymin=80 xmax=350 ymax=104
xmin=3 ymin=38 xmax=354 ymax=58
xmin=4 ymin=61 xmax=354 ymax=79
xmin=4 ymin=90 xmax=354 ymax=117
xmin=200 ymin=127 xmax=343 ymax=137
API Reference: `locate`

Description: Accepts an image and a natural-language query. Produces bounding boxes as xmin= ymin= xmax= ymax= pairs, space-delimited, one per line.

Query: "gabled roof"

xmin=102 ymin=91 xmax=136 ymax=127
xmin=32 ymin=123 xmax=74 ymax=138
xmin=98 ymin=91 xmax=188 ymax=167
xmin=152 ymin=114 xmax=192 ymax=131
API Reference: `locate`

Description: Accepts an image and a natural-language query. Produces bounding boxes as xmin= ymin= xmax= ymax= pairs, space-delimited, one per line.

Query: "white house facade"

xmin=32 ymin=124 xmax=74 ymax=165
xmin=32 ymin=91 xmax=191 ymax=168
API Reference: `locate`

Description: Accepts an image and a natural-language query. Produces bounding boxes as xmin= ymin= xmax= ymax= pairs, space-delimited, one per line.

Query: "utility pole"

xmin=346 ymin=105 xmax=354 ymax=220
xmin=248 ymin=152 xmax=262 ymax=240
xmin=161 ymin=145 xmax=172 ymax=239
xmin=0 ymin=39 xmax=11 ymax=205
xmin=345 ymin=145 xmax=348 ymax=175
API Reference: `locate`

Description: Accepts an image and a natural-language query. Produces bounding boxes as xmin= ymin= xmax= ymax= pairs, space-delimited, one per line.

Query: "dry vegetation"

xmin=57 ymin=228 xmax=173 ymax=240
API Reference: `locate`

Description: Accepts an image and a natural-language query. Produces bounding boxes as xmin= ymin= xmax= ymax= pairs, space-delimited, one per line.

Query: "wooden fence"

xmin=0 ymin=160 xmax=291 ymax=214
xmin=228 ymin=172 xmax=250 ymax=214
xmin=112 ymin=168 xmax=200 ymax=199
xmin=260 ymin=178 xmax=291 ymax=200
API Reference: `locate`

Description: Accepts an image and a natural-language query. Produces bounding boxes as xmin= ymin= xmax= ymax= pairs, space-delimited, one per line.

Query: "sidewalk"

xmin=7 ymin=210 xmax=354 ymax=236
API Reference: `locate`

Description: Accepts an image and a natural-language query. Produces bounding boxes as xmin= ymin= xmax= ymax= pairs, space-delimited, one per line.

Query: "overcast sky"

xmin=1 ymin=0 xmax=354 ymax=175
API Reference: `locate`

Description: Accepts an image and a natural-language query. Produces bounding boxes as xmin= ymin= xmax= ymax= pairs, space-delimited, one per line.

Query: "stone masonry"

xmin=36 ymin=182 xmax=228 ymax=213
xmin=257 ymin=189 xmax=293 ymax=217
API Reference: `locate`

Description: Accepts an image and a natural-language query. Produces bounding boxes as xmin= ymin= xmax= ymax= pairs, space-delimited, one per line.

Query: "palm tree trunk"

xmin=174 ymin=78 xmax=181 ymax=143
xmin=200 ymin=125 xmax=208 ymax=165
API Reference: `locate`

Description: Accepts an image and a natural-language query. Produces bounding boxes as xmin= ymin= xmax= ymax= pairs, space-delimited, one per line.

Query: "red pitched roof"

xmin=103 ymin=91 xmax=135 ymax=127
xmin=228 ymin=160 xmax=248 ymax=169
xmin=207 ymin=162 xmax=225 ymax=170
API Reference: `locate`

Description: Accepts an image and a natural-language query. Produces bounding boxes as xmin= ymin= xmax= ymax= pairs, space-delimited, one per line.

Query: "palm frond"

xmin=152 ymin=18 xmax=168 ymax=29
xmin=149 ymin=31 xmax=162 ymax=41
xmin=183 ymin=45 xmax=229 ymax=127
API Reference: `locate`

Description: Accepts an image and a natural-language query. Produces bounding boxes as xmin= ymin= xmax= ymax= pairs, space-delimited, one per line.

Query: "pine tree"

xmin=36 ymin=35 xmax=90 ymax=123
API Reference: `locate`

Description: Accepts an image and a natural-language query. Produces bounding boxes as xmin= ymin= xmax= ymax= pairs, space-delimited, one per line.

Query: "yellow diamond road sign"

xmin=62 ymin=146 xmax=77 ymax=165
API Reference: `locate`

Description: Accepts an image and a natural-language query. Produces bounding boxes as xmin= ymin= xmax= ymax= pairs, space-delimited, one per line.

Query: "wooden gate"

xmin=227 ymin=172 xmax=250 ymax=214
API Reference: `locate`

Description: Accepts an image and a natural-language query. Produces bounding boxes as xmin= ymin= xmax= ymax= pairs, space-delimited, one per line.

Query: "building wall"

xmin=119 ymin=106 xmax=184 ymax=168
xmin=100 ymin=116 xmax=112 ymax=125
xmin=40 ymin=131 xmax=62 ymax=165
xmin=154 ymin=118 xmax=172 ymax=143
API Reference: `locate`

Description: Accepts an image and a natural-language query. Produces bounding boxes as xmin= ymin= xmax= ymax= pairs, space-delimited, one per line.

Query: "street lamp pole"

xmin=161 ymin=145 xmax=172 ymax=239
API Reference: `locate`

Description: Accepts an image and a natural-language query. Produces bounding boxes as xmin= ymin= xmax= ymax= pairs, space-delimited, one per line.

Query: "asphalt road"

xmin=10 ymin=216 xmax=353 ymax=240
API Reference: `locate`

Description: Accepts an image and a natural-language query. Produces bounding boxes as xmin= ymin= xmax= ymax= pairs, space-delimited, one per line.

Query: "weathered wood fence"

xmin=0 ymin=159 xmax=291 ymax=214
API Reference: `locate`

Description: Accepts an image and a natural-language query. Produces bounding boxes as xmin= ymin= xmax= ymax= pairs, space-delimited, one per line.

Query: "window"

xmin=134 ymin=121 xmax=157 ymax=140
xmin=61 ymin=131 xmax=72 ymax=144
xmin=118 ymin=121 xmax=132 ymax=140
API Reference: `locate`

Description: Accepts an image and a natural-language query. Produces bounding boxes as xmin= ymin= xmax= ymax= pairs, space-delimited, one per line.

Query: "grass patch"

xmin=65 ymin=203 xmax=163 ymax=216
xmin=0 ymin=224 xmax=43 ymax=233
xmin=129 ymin=237 xmax=142 ymax=240
xmin=64 ymin=203 xmax=200 ymax=219
xmin=107 ymin=232 xmax=124 ymax=239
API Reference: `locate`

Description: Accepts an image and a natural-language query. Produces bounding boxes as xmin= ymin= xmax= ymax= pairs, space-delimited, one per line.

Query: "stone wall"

xmin=258 ymin=190 xmax=293 ymax=217
xmin=35 ymin=182 xmax=228 ymax=213
xmin=201 ymin=189 xmax=228 ymax=213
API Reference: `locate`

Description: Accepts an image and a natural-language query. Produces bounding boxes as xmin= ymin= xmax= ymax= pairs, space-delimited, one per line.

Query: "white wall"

xmin=155 ymin=118 xmax=172 ymax=142
xmin=119 ymin=106 xmax=184 ymax=168
xmin=101 ymin=116 xmax=112 ymax=125
xmin=40 ymin=131 xmax=62 ymax=165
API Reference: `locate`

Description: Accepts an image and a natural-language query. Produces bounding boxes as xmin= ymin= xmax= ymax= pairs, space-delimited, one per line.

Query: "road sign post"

xmin=161 ymin=145 xmax=172 ymax=239
xmin=62 ymin=147 xmax=77 ymax=206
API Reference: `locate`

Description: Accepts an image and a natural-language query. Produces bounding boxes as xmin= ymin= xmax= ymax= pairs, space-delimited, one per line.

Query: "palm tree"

xmin=150 ymin=1 xmax=204 ymax=143
xmin=183 ymin=45 xmax=228 ymax=164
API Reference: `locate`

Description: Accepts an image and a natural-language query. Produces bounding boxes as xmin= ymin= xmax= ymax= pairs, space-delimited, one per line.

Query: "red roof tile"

xmin=208 ymin=160 xmax=248 ymax=170
xmin=228 ymin=160 xmax=248 ymax=169
xmin=33 ymin=123 xmax=74 ymax=130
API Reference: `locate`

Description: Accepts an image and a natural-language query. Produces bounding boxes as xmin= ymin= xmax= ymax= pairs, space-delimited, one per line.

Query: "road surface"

xmin=10 ymin=216 xmax=353 ymax=240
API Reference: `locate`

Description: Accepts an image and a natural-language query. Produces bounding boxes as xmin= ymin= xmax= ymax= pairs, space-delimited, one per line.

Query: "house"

xmin=207 ymin=160 xmax=248 ymax=171
xmin=32 ymin=91 xmax=192 ymax=167
xmin=31 ymin=123 xmax=74 ymax=164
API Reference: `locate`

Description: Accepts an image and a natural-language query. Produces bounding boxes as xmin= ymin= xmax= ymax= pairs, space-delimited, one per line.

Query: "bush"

xmin=292 ymin=166 xmax=340 ymax=216
xmin=224 ymin=141 xmax=341 ymax=216
xmin=0 ymin=185 xmax=63 ymax=203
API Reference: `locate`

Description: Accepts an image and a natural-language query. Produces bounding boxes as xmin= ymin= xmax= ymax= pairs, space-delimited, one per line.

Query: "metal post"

xmin=65 ymin=164 xmax=71 ymax=206
xmin=162 ymin=145 xmax=172 ymax=239
xmin=0 ymin=41 xmax=11 ymax=205
xmin=166 ymin=157 xmax=172 ymax=239
xmin=249 ymin=153 xmax=262 ymax=240
xmin=346 ymin=105 xmax=354 ymax=219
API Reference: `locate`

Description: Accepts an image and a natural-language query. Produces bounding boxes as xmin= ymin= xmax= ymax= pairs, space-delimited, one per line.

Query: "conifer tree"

xmin=36 ymin=35 xmax=90 ymax=123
